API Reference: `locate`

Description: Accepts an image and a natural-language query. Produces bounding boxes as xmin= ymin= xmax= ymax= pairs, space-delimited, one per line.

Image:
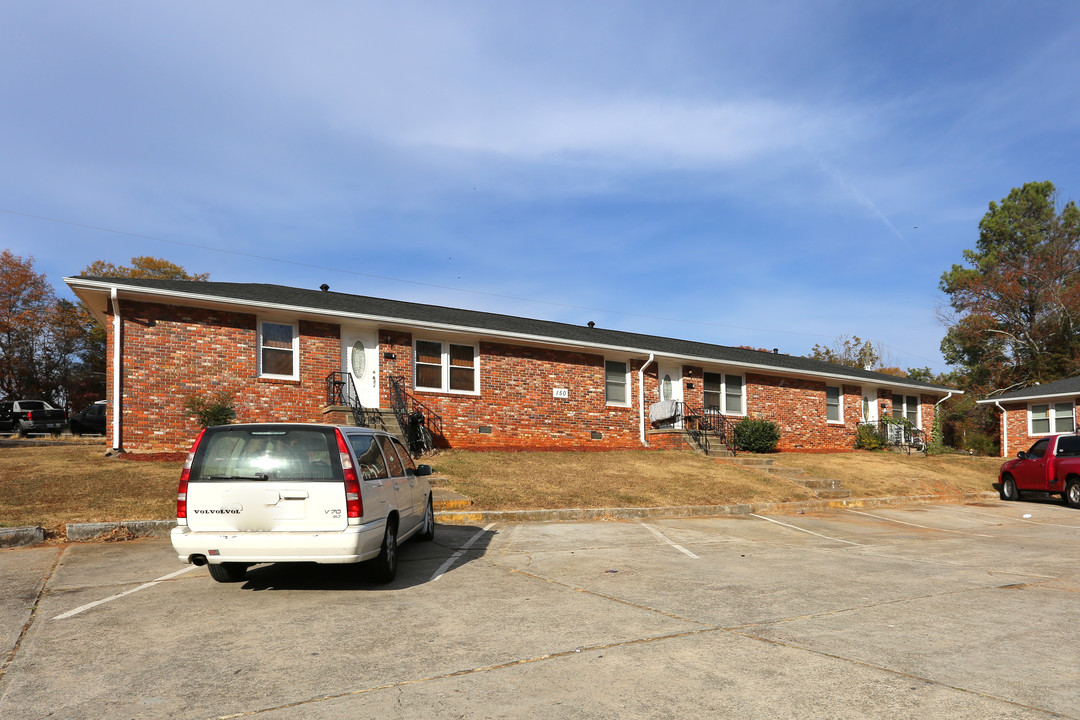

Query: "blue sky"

xmin=3 ymin=1 xmax=1079 ymax=373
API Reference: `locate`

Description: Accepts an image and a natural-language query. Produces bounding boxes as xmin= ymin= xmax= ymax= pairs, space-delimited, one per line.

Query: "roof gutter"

xmin=639 ymin=353 xmax=655 ymax=447
xmin=66 ymin=278 xmax=960 ymax=396
xmin=111 ymin=287 xmax=122 ymax=451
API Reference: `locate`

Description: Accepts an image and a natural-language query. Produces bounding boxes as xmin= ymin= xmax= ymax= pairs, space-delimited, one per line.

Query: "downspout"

xmin=994 ymin=401 xmax=1007 ymax=458
xmin=111 ymin=287 xmax=122 ymax=451
xmin=638 ymin=353 xmax=655 ymax=447
xmin=932 ymin=391 xmax=953 ymax=452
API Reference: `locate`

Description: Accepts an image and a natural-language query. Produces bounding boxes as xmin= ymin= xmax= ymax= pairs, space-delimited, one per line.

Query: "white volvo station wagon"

xmin=170 ymin=423 xmax=435 ymax=583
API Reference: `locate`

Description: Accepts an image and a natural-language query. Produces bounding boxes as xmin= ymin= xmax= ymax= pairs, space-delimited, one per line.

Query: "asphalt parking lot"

xmin=2 ymin=500 xmax=1078 ymax=719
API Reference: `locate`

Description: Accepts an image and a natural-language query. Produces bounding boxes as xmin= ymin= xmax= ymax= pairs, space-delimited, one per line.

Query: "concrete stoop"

xmin=717 ymin=456 xmax=852 ymax=499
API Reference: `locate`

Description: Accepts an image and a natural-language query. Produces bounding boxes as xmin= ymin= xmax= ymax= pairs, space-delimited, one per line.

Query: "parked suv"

xmin=170 ymin=423 xmax=435 ymax=583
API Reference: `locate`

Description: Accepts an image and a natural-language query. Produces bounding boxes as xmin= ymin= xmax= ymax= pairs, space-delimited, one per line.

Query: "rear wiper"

xmin=204 ymin=474 xmax=270 ymax=481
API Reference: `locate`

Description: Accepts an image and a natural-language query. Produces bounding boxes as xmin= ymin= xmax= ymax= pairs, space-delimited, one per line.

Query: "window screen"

xmin=261 ymin=322 xmax=295 ymax=376
xmin=605 ymin=361 xmax=627 ymax=404
xmin=826 ymin=386 xmax=841 ymax=422
xmin=1031 ymin=404 xmax=1050 ymax=434
xmin=415 ymin=341 xmax=443 ymax=389
xmin=725 ymin=375 xmax=743 ymax=414
xmin=449 ymin=344 xmax=475 ymax=392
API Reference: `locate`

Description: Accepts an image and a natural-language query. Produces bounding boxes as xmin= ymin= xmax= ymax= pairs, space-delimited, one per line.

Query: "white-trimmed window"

xmin=258 ymin=320 xmax=299 ymax=379
xmin=605 ymin=360 xmax=629 ymax=406
xmin=414 ymin=340 xmax=478 ymax=394
xmin=892 ymin=394 xmax=920 ymax=426
xmin=1029 ymin=402 xmax=1075 ymax=435
xmin=826 ymin=386 xmax=843 ymax=423
xmin=703 ymin=372 xmax=745 ymax=416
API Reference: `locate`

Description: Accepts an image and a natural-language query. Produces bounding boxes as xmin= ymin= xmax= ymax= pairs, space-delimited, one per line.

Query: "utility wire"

xmin=1 ymin=207 xmax=943 ymax=365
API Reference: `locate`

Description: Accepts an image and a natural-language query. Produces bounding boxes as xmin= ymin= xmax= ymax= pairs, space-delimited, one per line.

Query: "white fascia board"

xmin=977 ymin=391 xmax=1079 ymax=405
xmin=64 ymin=277 xmax=959 ymax=396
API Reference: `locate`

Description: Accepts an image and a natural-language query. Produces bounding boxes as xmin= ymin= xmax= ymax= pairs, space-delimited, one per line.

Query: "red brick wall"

xmin=377 ymin=332 xmax=644 ymax=450
xmin=997 ymin=398 xmax=1080 ymax=457
xmin=108 ymin=300 xmax=339 ymax=452
xmin=107 ymin=301 xmax=945 ymax=454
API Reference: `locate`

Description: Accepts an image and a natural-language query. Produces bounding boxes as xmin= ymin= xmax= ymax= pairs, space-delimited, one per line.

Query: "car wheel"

xmin=1065 ymin=481 xmax=1080 ymax=509
xmin=1000 ymin=474 xmax=1020 ymax=501
xmin=372 ymin=520 xmax=398 ymax=583
xmin=208 ymin=562 xmax=247 ymax=583
xmin=418 ymin=496 xmax=435 ymax=542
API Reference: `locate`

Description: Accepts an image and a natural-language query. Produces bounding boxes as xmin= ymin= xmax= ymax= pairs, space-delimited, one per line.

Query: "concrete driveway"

xmin=1 ymin=499 xmax=1078 ymax=719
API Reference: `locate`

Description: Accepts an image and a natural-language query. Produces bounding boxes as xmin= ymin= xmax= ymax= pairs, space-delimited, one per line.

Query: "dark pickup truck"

xmin=0 ymin=400 xmax=68 ymax=436
xmin=998 ymin=433 xmax=1080 ymax=508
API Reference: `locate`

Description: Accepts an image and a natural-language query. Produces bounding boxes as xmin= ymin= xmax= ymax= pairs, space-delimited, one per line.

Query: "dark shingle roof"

xmin=74 ymin=277 xmax=957 ymax=394
xmin=978 ymin=375 xmax=1080 ymax=403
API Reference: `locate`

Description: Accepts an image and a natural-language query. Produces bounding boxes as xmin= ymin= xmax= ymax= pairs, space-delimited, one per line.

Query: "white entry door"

xmin=658 ymin=363 xmax=683 ymax=427
xmin=862 ymin=388 xmax=878 ymax=424
xmin=341 ymin=328 xmax=379 ymax=409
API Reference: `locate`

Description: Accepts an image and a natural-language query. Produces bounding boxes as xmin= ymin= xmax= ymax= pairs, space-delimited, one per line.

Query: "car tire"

xmin=208 ymin=562 xmax=247 ymax=583
xmin=1000 ymin=474 xmax=1020 ymax=501
xmin=70 ymin=422 xmax=82 ymax=437
xmin=1065 ymin=481 xmax=1080 ymax=509
xmin=418 ymin=496 xmax=435 ymax=542
xmin=372 ymin=519 xmax=398 ymax=583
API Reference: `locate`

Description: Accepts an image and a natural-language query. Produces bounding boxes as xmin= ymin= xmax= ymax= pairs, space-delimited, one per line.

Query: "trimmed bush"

xmin=854 ymin=423 xmax=889 ymax=451
xmin=183 ymin=390 xmax=236 ymax=428
xmin=733 ymin=417 xmax=781 ymax=453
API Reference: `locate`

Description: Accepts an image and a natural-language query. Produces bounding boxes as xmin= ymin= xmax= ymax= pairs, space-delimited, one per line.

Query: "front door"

xmin=341 ymin=328 xmax=379 ymax=409
xmin=862 ymin=388 xmax=878 ymax=424
xmin=658 ymin=363 xmax=683 ymax=427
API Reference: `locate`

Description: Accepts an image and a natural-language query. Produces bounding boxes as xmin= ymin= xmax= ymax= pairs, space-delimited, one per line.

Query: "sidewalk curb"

xmin=0 ymin=526 xmax=46 ymax=548
xmin=1 ymin=492 xmax=1002 ymax=548
xmin=433 ymin=491 xmax=1002 ymax=526
xmin=65 ymin=520 xmax=176 ymax=542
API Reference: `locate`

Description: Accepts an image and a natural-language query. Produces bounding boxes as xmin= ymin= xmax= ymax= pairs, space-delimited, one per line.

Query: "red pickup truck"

xmin=998 ymin=433 xmax=1080 ymax=508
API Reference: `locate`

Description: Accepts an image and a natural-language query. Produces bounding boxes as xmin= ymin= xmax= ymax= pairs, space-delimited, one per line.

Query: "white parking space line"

xmin=845 ymin=509 xmax=994 ymax=537
xmin=638 ymin=522 xmax=699 ymax=558
xmin=750 ymin=514 xmax=865 ymax=546
xmin=959 ymin=506 xmax=1080 ymax=529
xmin=430 ymin=523 xmax=497 ymax=582
xmin=53 ymin=566 xmax=199 ymax=620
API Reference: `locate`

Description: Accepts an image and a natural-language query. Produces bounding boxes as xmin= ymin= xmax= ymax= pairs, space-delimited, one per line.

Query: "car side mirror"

xmin=414 ymin=464 xmax=433 ymax=476
xmin=1016 ymin=451 xmax=1027 ymax=460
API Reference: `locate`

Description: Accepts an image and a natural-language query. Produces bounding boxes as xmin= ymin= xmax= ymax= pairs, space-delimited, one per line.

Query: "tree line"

xmin=0 ymin=253 xmax=206 ymax=412
xmin=4 ymin=180 xmax=1077 ymax=451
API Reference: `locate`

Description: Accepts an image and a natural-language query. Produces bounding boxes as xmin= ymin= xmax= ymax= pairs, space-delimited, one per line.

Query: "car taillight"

xmin=335 ymin=429 xmax=362 ymax=518
xmin=177 ymin=429 xmax=205 ymax=521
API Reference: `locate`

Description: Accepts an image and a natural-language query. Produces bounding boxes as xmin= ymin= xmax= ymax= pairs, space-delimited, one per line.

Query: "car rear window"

xmin=190 ymin=427 xmax=341 ymax=481
xmin=1057 ymin=435 xmax=1080 ymax=457
xmin=21 ymin=401 xmax=46 ymax=410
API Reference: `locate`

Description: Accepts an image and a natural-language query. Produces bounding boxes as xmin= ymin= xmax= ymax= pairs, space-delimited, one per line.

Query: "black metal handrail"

xmin=657 ymin=401 xmax=736 ymax=456
xmin=690 ymin=404 xmax=737 ymax=456
xmin=388 ymin=375 xmax=444 ymax=456
xmin=325 ymin=371 xmax=371 ymax=428
xmin=870 ymin=418 xmax=926 ymax=454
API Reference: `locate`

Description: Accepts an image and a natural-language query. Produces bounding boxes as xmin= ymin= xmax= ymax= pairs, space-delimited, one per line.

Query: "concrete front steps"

xmin=718 ymin=456 xmax=851 ymax=499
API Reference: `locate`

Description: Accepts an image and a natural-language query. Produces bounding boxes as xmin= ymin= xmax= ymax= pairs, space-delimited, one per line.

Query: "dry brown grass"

xmin=0 ymin=443 xmax=1003 ymax=533
xmin=0 ymin=443 xmax=182 ymax=536
xmin=429 ymin=450 xmax=818 ymax=510
xmin=764 ymin=451 xmax=1003 ymax=499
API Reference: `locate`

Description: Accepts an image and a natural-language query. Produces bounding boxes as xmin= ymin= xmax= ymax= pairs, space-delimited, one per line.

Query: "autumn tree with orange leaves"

xmin=940 ymin=181 xmax=1080 ymax=396
xmin=0 ymin=250 xmax=83 ymax=403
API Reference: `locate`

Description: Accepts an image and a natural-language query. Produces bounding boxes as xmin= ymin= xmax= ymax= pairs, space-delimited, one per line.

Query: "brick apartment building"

xmin=977 ymin=375 xmax=1080 ymax=457
xmin=65 ymin=277 xmax=959 ymax=454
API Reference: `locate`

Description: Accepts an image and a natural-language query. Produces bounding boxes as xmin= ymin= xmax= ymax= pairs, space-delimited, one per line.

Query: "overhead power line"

xmin=0 ymin=207 xmax=942 ymax=365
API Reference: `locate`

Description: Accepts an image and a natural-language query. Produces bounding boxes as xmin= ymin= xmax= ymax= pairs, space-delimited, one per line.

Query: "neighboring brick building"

xmin=67 ymin=277 xmax=959 ymax=454
xmin=977 ymin=376 xmax=1080 ymax=457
